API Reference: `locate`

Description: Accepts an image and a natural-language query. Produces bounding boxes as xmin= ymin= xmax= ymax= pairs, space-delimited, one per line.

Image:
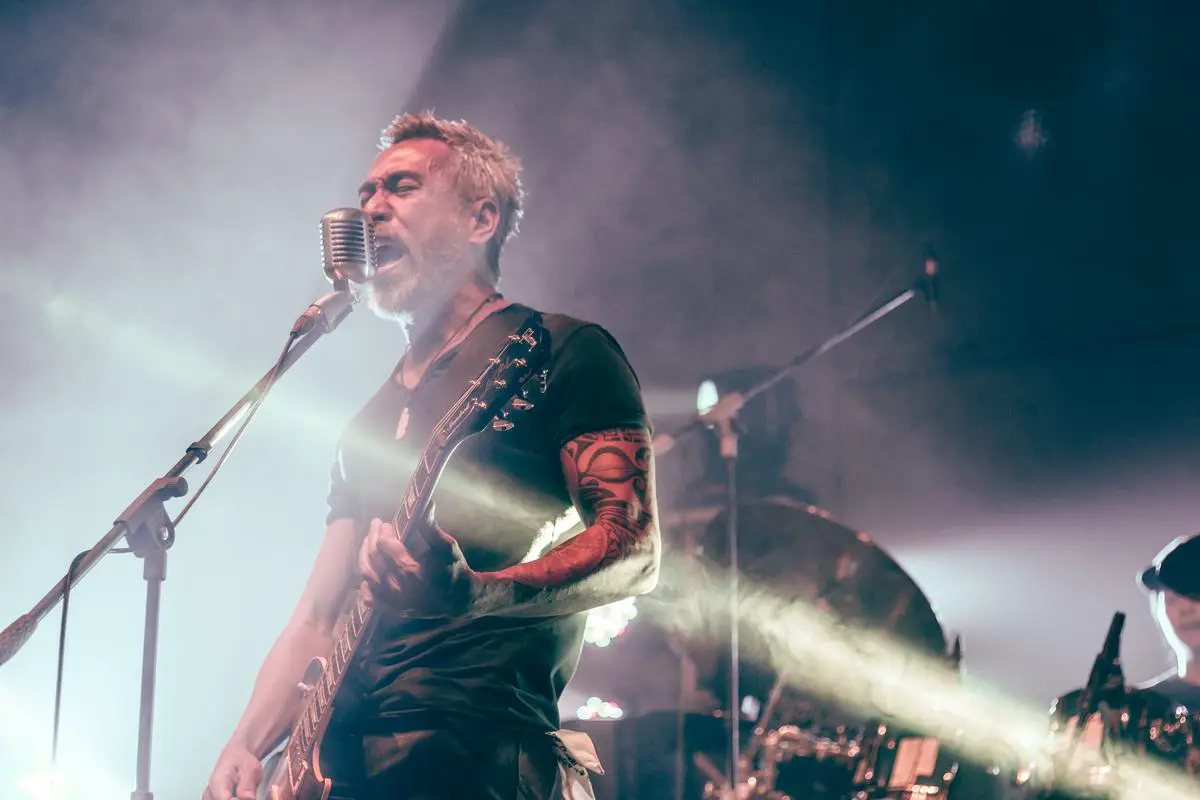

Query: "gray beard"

xmin=365 ymin=268 xmax=419 ymax=323
xmin=366 ymin=258 xmax=466 ymax=330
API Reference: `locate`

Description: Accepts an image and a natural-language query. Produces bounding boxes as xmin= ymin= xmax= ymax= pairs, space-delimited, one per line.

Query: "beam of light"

xmin=4 ymin=271 xmax=554 ymax=530
xmin=15 ymin=770 xmax=65 ymax=800
xmin=526 ymin=506 xmax=640 ymax=646
xmin=0 ymin=684 xmax=127 ymax=800
xmin=1150 ymin=587 xmax=1194 ymax=673
xmin=650 ymin=558 xmax=1200 ymax=800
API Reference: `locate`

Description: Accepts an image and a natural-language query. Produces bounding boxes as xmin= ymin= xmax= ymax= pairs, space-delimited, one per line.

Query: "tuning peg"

xmin=492 ymin=418 xmax=515 ymax=432
xmin=510 ymin=397 xmax=534 ymax=411
xmin=525 ymin=370 xmax=548 ymax=396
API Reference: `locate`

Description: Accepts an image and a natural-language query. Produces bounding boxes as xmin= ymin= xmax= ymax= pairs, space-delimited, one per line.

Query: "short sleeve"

xmin=541 ymin=324 xmax=652 ymax=450
xmin=325 ymin=443 xmax=361 ymax=526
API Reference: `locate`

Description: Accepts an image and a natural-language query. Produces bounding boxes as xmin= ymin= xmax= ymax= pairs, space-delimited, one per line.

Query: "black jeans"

xmin=348 ymin=727 xmax=561 ymax=800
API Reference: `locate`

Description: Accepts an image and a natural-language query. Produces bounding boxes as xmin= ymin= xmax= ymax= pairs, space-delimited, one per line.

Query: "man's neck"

xmin=407 ymin=280 xmax=499 ymax=365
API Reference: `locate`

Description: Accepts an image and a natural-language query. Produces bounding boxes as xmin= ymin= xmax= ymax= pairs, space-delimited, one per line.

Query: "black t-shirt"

xmin=326 ymin=303 xmax=650 ymax=734
xmin=1137 ymin=673 xmax=1200 ymax=711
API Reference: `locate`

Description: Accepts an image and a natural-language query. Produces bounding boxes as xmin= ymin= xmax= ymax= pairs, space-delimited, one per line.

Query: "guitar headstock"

xmin=490 ymin=368 xmax=548 ymax=432
xmin=435 ymin=317 xmax=551 ymax=447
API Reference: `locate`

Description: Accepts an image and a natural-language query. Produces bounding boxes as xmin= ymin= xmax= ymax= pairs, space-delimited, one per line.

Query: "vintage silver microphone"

xmin=322 ymin=206 xmax=378 ymax=284
xmin=291 ymin=208 xmax=375 ymax=336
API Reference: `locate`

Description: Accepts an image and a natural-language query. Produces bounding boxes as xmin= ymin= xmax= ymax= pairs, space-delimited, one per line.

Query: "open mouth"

xmin=374 ymin=239 xmax=408 ymax=270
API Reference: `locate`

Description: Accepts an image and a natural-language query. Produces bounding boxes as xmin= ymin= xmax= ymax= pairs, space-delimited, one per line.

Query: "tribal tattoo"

xmin=477 ymin=427 xmax=658 ymax=594
xmin=562 ymin=428 xmax=655 ymax=568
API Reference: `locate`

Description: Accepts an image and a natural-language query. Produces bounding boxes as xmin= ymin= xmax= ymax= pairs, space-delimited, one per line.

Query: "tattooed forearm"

xmin=470 ymin=427 xmax=660 ymax=617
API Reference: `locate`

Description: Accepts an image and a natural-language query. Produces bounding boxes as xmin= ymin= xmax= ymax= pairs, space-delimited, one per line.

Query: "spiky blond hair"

xmin=380 ymin=111 xmax=524 ymax=278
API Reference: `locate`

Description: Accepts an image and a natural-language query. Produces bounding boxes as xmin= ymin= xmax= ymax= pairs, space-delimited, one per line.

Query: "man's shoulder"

xmin=508 ymin=305 xmax=631 ymax=360
xmin=1134 ymin=672 xmax=1200 ymax=707
xmin=1135 ymin=669 xmax=1188 ymax=691
xmin=518 ymin=306 xmax=611 ymax=339
xmin=503 ymin=303 xmax=650 ymax=441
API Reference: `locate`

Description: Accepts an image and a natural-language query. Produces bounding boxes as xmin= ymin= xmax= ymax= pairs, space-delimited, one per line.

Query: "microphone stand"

xmin=0 ymin=285 xmax=357 ymax=800
xmin=653 ymin=259 xmax=938 ymax=797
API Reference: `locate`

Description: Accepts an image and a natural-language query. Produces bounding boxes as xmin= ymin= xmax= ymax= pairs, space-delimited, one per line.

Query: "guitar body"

xmin=262 ymin=748 xmax=331 ymax=800
xmin=255 ymin=315 xmax=550 ymax=800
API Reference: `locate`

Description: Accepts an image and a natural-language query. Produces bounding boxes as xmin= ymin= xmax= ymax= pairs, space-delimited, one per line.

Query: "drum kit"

xmin=563 ymin=262 xmax=1200 ymax=800
xmin=622 ymin=497 xmax=1200 ymax=800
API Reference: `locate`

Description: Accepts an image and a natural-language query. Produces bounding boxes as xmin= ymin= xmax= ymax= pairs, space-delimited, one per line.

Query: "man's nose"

xmin=362 ymin=194 xmax=392 ymax=224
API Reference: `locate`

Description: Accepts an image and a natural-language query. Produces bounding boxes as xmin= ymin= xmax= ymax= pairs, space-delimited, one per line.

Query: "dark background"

xmin=1 ymin=1 xmax=1197 ymax=795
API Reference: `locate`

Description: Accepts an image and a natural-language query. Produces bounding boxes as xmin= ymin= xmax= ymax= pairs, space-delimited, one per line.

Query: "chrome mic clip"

xmin=290 ymin=287 xmax=359 ymax=338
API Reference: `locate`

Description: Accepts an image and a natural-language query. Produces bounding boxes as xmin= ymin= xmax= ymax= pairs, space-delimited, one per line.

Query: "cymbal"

xmin=664 ymin=496 xmax=947 ymax=657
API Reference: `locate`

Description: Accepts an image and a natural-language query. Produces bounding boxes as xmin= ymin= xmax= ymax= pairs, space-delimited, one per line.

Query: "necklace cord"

xmin=399 ymin=291 xmax=503 ymax=388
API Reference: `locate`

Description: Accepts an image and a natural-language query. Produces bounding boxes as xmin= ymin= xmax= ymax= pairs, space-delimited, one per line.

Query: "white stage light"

xmin=582 ymin=596 xmax=639 ymax=647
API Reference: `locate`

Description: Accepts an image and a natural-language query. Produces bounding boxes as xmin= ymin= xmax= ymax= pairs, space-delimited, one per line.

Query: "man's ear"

xmin=467 ymin=198 xmax=500 ymax=246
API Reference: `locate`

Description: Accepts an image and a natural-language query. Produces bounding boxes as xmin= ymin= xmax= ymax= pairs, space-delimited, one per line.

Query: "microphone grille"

xmin=320 ymin=208 xmax=377 ymax=284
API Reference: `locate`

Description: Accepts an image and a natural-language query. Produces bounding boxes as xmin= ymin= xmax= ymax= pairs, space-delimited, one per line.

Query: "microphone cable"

xmin=168 ymin=329 xmax=299 ymax=529
xmin=48 ymin=327 xmax=300 ymax=783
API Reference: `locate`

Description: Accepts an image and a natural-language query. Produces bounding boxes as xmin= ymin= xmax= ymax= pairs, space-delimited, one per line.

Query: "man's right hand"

xmin=202 ymin=743 xmax=264 ymax=800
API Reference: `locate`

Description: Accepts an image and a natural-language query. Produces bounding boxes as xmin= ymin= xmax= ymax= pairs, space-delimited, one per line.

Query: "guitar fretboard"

xmin=287 ymin=435 xmax=444 ymax=760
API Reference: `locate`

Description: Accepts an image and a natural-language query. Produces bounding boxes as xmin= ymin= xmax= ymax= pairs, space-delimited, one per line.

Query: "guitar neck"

xmin=285 ymin=592 xmax=373 ymax=761
xmin=285 ymin=439 xmax=452 ymax=758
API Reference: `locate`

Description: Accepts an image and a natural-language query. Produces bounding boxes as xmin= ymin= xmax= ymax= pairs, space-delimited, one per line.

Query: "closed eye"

xmin=357 ymin=170 xmax=423 ymax=205
xmin=384 ymin=172 xmax=421 ymax=195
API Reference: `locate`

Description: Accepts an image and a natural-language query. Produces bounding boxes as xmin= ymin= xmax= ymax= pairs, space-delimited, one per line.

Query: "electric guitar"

xmin=259 ymin=314 xmax=550 ymax=800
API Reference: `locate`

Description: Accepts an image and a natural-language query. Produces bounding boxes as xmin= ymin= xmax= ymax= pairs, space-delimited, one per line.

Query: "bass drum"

xmin=1017 ymin=687 xmax=1200 ymax=799
xmin=849 ymin=721 xmax=1011 ymax=800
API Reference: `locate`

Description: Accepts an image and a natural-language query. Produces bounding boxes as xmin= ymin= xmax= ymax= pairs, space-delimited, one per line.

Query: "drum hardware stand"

xmin=0 ymin=283 xmax=357 ymax=800
xmin=653 ymin=251 xmax=939 ymax=798
xmin=665 ymin=627 xmax=701 ymax=800
xmin=743 ymin=674 xmax=790 ymax=771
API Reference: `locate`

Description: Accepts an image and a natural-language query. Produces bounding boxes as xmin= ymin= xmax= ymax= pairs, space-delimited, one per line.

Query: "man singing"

xmin=203 ymin=112 xmax=660 ymax=799
xmin=1136 ymin=533 xmax=1200 ymax=708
